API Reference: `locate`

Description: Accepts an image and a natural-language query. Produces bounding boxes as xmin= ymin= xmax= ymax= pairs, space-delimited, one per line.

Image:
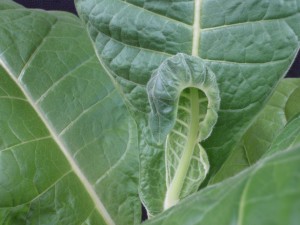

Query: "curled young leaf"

xmin=147 ymin=53 xmax=220 ymax=209
xmin=76 ymin=0 xmax=300 ymax=217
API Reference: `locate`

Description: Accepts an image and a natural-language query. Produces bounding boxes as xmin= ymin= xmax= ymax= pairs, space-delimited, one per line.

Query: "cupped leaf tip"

xmin=146 ymin=53 xmax=220 ymax=209
xmin=147 ymin=53 xmax=220 ymax=144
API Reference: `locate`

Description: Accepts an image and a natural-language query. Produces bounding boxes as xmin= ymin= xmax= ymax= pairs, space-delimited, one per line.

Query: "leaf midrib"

xmin=192 ymin=0 xmax=201 ymax=57
xmin=164 ymin=0 xmax=203 ymax=208
xmin=0 ymin=60 xmax=115 ymax=225
xmin=164 ymin=88 xmax=200 ymax=209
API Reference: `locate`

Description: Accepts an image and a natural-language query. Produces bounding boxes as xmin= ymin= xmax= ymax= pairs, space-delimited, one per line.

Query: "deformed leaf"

xmin=145 ymin=134 xmax=300 ymax=225
xmin=147 ymin=54 xmax=219 ymax=144
xmin=76 ymin=0 xmax=300 ymax=215
xmin=146 ymin=53 xmax=219 ymax=209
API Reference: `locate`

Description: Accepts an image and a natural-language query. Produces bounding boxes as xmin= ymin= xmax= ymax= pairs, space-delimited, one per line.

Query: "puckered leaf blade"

xmin=76 ymin=0 xmax=300 ymax=215
xmin=0 ymin=2 xmax=140 ymax=224
xmin=146 ymin=54 xmax=219 ymax=209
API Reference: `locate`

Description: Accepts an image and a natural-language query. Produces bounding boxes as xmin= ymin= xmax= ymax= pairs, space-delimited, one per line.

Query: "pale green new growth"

xmin=147 ymin=54 xmax=220 ymax=209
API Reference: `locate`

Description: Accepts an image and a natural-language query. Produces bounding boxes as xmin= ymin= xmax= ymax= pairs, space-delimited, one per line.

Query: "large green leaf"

xmin=210 ymin=78 xmax=300 ymax=184
xmin=145 ymin=124 xmax=300 ymax=225
xmin=265 ymin=114 xmax=300 ymax=157
xmin=76 ymin=0 xmax=300 ymax=214
xmin=0 ymin=2 xmax=140 ymax=225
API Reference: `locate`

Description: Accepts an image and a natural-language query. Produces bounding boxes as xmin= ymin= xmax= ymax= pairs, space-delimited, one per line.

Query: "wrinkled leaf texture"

xmin=76 ymin=0 xmax=300 ymax=214
xmin=147 ymin=54 xmax=220 ymax=209
xmin=144 ymin=114 xmax=300 ymax=225
xmin=0 ymin=1 xmax=140 ymax=225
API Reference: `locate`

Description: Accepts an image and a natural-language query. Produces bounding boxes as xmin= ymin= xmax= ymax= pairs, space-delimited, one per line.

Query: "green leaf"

xmin=285 ymin=86 xmax=300 ymax=121
xmin=0 ymin=2 xmax=140 ymax=225
xmin=144 ymin=136 xmax=300 ymax=225
xmin=210 ymin=78 xmax=300 ymax=184
xmin=76 ymin=0 xmax=300 ymax=215
xmin=147 ymin=54 xmax=219 ymax=209
xmin=265 ymin=114 xmax=300 ymax=157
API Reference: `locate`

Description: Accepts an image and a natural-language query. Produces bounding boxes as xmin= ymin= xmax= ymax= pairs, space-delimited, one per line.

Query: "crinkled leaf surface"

xmin=210 ymin=78 xmax=300 ymax=184
xmin=144 ymin=127 xmax=300 ymax=225
xmin=0 ymin=2 xmax=140 ymax=225
xmin=76 ymin=0 xmax=300 ymax=214
xmin=146 ymin=54 xmax=220 ymax=210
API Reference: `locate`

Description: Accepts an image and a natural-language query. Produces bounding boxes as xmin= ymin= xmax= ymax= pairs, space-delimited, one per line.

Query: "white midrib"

xmin=164 ymin=89 xmax=200 ymax=209
xmin=0 ymin=61 xmax=115 ymax=225
xmin=164 ymin=1 xmax=202 ymax=209
xmin=192 ymin=0 xmax=202 ymax=57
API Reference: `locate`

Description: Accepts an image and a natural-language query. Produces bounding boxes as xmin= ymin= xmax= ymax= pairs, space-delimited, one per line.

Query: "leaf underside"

xmin=145 ymin=114 xmax=300 ymax=224
xmin=146 ymin=54 xmax=219 ymax=209
xmin=166 ymin=88 xmax=209 ymax=199
xmin=145 ymin=142 xmax=300 ymax=225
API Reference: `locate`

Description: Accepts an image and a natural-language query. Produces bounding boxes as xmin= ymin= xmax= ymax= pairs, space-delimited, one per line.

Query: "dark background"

xmin=14 ymin=0 xmax=77 ymax=15
xmin=13 ymin=0 xmax=300 ymax=78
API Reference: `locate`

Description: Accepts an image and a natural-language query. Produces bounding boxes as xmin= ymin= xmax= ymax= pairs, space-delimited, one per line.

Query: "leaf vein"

xmin=94 ymin=121 xmax=135 ymax=186
xmin=35 ymin=55 xmax=95 ymax=104
xmin=89 ymin=22 xmax=173 ymax=57
xmin=18 ymin=18 xmax=58 ymax=81
xmin=121 ymin=0 xmax=192 ymax=27
xmin=201 ymin=13 xmax=300 ymax=32
xmin=0 ymin=136 xmax=52 ymax=152
xmin=59 ymin=89 xmax=117 ymax=136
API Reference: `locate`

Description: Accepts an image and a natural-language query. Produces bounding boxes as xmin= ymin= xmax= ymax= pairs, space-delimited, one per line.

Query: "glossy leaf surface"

xmin=0 ymin=2 xmax=140 ymax=225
